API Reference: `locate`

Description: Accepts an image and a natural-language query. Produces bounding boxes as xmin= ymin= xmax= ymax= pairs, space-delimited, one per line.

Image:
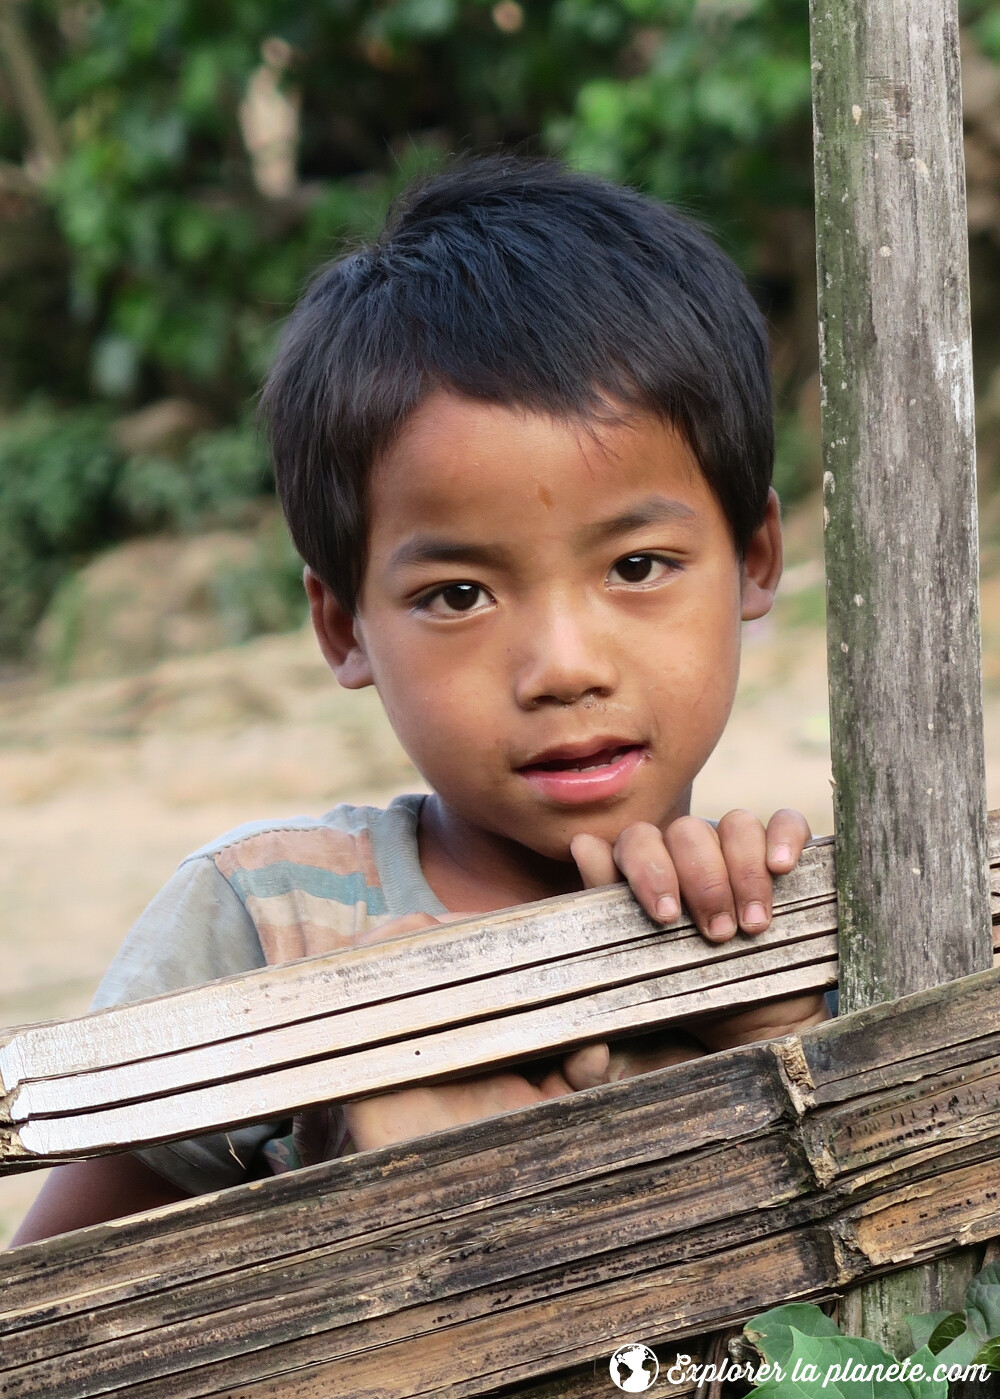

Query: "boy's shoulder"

xmin=184 ymin=798 xmax=402 ymax=866
xmin=183 ymin=792 xmax=446 ymax=962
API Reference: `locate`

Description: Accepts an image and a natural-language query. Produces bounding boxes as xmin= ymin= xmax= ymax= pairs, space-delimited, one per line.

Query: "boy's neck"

xmin=417 ymin=794 xmax=586 ymax=914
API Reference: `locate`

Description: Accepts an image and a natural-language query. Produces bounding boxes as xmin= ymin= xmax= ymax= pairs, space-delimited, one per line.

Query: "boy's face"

xmin=310 ymin=391 xmax=781 ymax=866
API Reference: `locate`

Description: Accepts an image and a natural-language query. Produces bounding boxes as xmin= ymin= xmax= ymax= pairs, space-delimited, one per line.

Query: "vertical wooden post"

xmin=809 ymin=0 xmax=993 ymax=1352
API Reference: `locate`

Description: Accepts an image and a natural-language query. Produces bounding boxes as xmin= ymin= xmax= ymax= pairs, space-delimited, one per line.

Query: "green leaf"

xmin=932 ymin=1327 xmax=983 ymax=1372
xmin=902 ymin=1346 xmax=949 ymax=1399
xmin=786 ymin=1329 xmax=915 ymax=1398
xmin=744 ymin=1303 xmax=841 ymax=1369
xmin=905 ymin=1311 xmax=954 ymax=1353
xmin=965 ymin=1262 xmax=1000 ymax=1340
xmin=972 ymin=1336 xmax=1000 ymax=1372
xmin=750 ymin=1333 xmax=947 ymax=1399
xmin=925 ymin=1312 xmax=969 ymax=1355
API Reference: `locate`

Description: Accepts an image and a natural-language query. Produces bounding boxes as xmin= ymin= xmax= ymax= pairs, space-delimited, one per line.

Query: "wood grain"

xmin=810 ymin=0 xmax=993 ymax=1349
xmin=810 ymin=0 xmax=991 ymax=1005
xmin=1 ymin=820 xmax=999 ymax=1166
xmin=4 ymin=966 xmax=1000 ymax=1396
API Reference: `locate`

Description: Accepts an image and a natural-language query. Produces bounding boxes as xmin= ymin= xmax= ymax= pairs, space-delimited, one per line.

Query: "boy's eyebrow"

xmin=579 ymin=495 xmax=697 ymax=546
xmin=387 ymin=538 xmax=514 ymax=572
xmin=387 ymin=497 xmax=698 ymax=574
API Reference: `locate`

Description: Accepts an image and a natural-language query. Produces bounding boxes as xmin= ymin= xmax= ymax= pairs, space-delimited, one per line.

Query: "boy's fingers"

xmin=765 ymin=808 xmax=812 ymax=872
xmin=664 ymin=816 xmax=738 ymax=942
xmin=569 ymin=832 xmax=619 ymax=888
xmin=536 ymin=1066 xmax=575 ymax=1099
xmin=611 ymin=822 xmax=682 ymax=924
xmin=716 ymin=808 xmax=772 ymax=934
xmin=561 ymin=1042 xmax=611 ymax=1090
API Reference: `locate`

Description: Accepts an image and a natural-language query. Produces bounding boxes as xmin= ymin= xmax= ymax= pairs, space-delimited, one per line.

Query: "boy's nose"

xmin=512 ymin=604 xmax=619 ymax=708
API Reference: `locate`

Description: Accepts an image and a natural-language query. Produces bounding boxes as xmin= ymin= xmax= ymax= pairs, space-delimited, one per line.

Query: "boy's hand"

xmin=342 ymin=1041 xmax=611 ymax=1153
xmin=694 ymin=992 xmax=830 ymax=1055
xmin=569 ymin=808 xmax=812 ymax=942
xmin=341 ymin=912 xmax=614 ymax=1153
xmin=570 ymin=809 xmax=829 ymax=1052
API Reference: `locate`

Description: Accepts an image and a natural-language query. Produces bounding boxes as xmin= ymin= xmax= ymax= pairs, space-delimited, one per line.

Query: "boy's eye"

xmin=415 ymin=582 xmax=493 ymax=616
xmin=608 ymin=553 xmax=678 ymax=586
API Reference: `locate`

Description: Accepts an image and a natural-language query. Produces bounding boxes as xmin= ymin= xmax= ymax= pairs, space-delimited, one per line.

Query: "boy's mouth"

xmin=522 ymin=743 xmax=642 ymax=772
xmin=516 ymin=740 xmax=647 ymax=803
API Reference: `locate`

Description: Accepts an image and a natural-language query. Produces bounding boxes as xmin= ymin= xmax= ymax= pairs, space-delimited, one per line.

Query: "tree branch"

xmin=0 ymin=0 xmax=63 ymax=168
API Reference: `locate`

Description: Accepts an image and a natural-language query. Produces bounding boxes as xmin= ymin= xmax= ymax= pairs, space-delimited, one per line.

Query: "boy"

xmin=11 ymin=156 xmax=825 ymax=1246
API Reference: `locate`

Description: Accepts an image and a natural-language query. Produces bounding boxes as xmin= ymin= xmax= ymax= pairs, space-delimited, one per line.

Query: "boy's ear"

xmin=740 ymin=488 xmax=783 ymax=621
xmin=303 ymin=567 xmax=374 ymax=689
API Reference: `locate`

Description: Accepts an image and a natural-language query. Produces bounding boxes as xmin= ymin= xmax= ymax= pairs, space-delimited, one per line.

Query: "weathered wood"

xmin=0 ymin=832 xmax=840 ymax=1079
xmin=810 ymin=0 xmax=993 ymax=1351
xmin=810 ymin=0 xmax=991 ymax=1003
xmin=3 ymin=966 xmax=1000 ymax=1397
xmin=1 ymin=820 xmax=999 ymax=1168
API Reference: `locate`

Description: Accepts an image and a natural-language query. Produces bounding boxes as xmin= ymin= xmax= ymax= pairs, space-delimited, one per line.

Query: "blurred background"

xmin=4 ymin=0 xmax=1000 ymax=1238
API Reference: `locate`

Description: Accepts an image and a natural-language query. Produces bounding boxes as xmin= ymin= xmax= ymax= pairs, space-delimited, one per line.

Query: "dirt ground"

xmin=4 ymin=551 xmax=1000 ymax=1243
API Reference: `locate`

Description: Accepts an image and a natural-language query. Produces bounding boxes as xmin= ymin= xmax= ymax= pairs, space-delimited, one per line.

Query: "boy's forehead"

xmin=370 ymin=390 xmax=709 ymax=525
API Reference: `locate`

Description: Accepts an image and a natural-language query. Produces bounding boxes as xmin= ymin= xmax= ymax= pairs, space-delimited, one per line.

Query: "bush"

xmin=0 ymin=404 xmax=124 ymax=658
xmin=116 ymin=422 xmax=271 ymax=533
xmin=0 ymin=406 xmax=279 ymax=657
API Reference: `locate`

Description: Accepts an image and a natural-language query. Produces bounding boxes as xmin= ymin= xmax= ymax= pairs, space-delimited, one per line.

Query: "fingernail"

xmin=708 ymin=913 xmax=736 ymax=939
xmin=771 ymin=844 xmax=792 ymax=865
xmin=744 ymin=901 xmax=768 ymax=927
xmin=656 ymin=895 xmax=679 ymax=922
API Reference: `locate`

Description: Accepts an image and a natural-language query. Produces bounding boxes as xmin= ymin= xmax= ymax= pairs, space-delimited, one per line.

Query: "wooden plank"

xmin=810 ymin=0 xmax=991 ymax=1006
xmin=0 ymin=1046 xmax=791 ymax=1327
xmin=12 ymin=958 xmax=835 ymax=1158
xmin=810 ymin=0 xmax=992 ymax=1350
xmin=12 ymin=927 xmax=838 ymax=1120
xmin=495 ymin=1352 xmax=706 ymax=1398
xmin=1 ymin=824 xmax=999 ymax=1166
xmin=3 ymin=969 xmax=1000 ymax=1397
xmin=0 ymin=835 xmax=842 ymax=1086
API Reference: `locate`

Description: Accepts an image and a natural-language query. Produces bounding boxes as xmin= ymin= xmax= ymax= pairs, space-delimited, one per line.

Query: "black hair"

xmin=262 ymin=154 xmax=773 ymax=613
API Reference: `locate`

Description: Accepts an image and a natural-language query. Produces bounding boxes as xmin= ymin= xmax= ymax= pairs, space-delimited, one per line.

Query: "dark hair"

xmin=262 ymin=155 xmax=773 ymax=613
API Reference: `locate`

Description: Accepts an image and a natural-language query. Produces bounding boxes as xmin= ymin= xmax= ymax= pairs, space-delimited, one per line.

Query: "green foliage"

xmin=741 ymin=1269 xmax=1000 ymax=1399
xmin=0 ymin=405 xmax=280 ymax=656
xmin=3 ymin=0 xmax=998 ymax=657
xmin=209 ymin=512 xmax=308 ymax=644
xmin=3 ymin=0 xmax=821 ymax=417
xmin=9 ymin=0 xmax=638 ymax=410
xmin=117 ymin=423 xmax=270 ymax=532
xmin=905 ymin=1262 xmax=1000 ymax=1371
xmin=555 ymin=0 xmax=813 ymax=254
xmin=0 ymin=403 xmax=123 ymax=657
xmin=744 ymin=1302 xmax=842 ymax=1370
xmin=746 ymin=1303 xmax=945 ymax=1396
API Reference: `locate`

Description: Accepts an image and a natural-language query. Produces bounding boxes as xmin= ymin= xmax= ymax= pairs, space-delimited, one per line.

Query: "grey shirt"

xmin=88 ymin=793 xmax=445 ymax=1194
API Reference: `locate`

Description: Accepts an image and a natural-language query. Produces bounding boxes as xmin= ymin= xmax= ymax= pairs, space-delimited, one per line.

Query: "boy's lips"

xmin=515 ymin=740 xmax=647 ymax=804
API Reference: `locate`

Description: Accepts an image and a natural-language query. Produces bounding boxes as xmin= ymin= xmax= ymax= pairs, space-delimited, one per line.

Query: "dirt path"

xmin=3 ymin=607 xmax=999 ymax=1242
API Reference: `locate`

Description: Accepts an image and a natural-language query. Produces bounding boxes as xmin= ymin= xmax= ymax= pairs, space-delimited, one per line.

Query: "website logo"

xmin=609 ymin=1343 xmax=659 ymax=1392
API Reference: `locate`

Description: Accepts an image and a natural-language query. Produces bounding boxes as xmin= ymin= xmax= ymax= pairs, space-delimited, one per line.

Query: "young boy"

xmin=11 ymin=156 xmax=825 ymax=1246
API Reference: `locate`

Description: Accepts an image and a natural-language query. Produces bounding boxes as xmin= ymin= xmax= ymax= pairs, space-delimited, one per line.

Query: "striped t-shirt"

xmin=89 ymin=793 xmax=446 ymax=1195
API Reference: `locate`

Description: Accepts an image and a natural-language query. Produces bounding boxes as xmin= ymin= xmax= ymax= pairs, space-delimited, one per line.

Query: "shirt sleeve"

xmin=88 ymin=857 xmax=291 ymax=1196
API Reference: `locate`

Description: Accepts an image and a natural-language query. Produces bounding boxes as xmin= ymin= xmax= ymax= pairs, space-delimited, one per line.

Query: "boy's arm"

xmin=8 ymin=1154 xmax=191 ymax=1249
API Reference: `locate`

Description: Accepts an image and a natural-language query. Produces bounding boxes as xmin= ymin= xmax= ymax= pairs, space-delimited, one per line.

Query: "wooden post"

xmin=809 ymin=0 xmax=993 ymax=1351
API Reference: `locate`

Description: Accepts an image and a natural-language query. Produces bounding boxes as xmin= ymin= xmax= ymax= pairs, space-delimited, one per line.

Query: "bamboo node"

xmin=770 ymin=1037 xmax=816 ymax=1116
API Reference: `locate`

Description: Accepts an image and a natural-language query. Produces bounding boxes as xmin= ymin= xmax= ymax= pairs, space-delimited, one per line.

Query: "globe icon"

xmin=610 ymin=1343 xmax=659 ymax=1392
